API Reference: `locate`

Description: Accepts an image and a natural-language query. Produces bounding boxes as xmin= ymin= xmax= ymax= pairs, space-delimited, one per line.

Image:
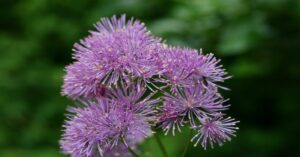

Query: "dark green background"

xmin=1 ymin=0 xmax=300 ymax=157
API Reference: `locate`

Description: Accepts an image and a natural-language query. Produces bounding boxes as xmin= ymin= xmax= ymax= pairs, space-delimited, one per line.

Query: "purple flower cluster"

xmin=61 ymin=82 xmax=156 ymax=157
xmin=156 ymin=47 xmax=239 ymax=149
xmin=156 ymin=47 xmax=229 ymax=88
xmin=158 ymin=84 xmax=228 ymax=135
xmin=61 ymin=15 xmax=238 ymax=157
xmin=62 ymin=15 xmax=162 ymax=99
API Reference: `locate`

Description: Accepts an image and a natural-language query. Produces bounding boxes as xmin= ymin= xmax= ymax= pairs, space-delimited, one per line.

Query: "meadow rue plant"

xmin=60 ymin=15 xmax=239 ymax=157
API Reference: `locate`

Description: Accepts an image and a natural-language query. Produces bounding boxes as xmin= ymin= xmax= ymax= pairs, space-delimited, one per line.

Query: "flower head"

xmin=158 ymin=100 xmax=185 ymax=135
xmin=191 ymin=115 xmax=239 ymax=149
xmin=109 ymin=81 xmax=160 ymax=118
xmin=60 ymin=98 xmax=154 ymax=157
xmin=158 ymin=47 xmax=229 ymax=89
xmin=158 ymin=83 xmax=229 ymax=135
xmin=62 ymin=15 xmax=163 ymax=99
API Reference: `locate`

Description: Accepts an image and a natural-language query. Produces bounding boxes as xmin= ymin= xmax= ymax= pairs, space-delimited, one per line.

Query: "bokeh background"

xmin=1 ymin=0 xmax=300 ymax=157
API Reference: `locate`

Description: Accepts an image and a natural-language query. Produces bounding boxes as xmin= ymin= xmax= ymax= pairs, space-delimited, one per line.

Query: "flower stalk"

xmin=180 ymin=129 xmax=193 ymax=157
xmin=154 ymin=134 xmax=169 ymax=157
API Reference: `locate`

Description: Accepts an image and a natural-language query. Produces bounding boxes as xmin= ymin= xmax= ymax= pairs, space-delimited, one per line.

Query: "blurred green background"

xmin=1 ymin=0 xmax=300 ymax=157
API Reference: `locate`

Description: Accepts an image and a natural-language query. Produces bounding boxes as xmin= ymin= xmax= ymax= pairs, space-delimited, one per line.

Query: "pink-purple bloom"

xmin=157 ymin=47 xmax=229 ymax=89
xmin=158 ymin=84 xmax=229 ymax=135
xmin=191 ymin=115 xmax=239 ymax=149
xmin=62 ymin=15 xmax=163 ymax=99
xmin=60 ymin=98 xmax=153 ymax=157
xmin=60 ymin=14 xmax=239 ymax=157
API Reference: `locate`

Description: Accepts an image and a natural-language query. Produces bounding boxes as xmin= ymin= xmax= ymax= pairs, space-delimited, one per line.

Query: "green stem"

xmin=154 ymin=134 xmax=169 ymax=157
xmin=122 ymin=138 xmax=140 ymax=157
xmin=180 ymin=130 xmax=193 ymax=157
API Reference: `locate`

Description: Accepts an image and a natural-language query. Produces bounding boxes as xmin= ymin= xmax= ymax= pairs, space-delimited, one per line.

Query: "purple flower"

xmin=60 ymin=98 xmax=154 ymax=157
xmin=158 ymin=83 xmax=229 ymax=135
xmin=158 ymin=100 xmax=184 ymax=135
xmin=109 ymin=81 xmax=160 ymax=118
xmin=158 ymin=47 xmax=229 ymax=89
xmin=62 ymin=15 xmax=163 ymax=99
xmin=191 ymin=115 xmax=239 ymax=149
